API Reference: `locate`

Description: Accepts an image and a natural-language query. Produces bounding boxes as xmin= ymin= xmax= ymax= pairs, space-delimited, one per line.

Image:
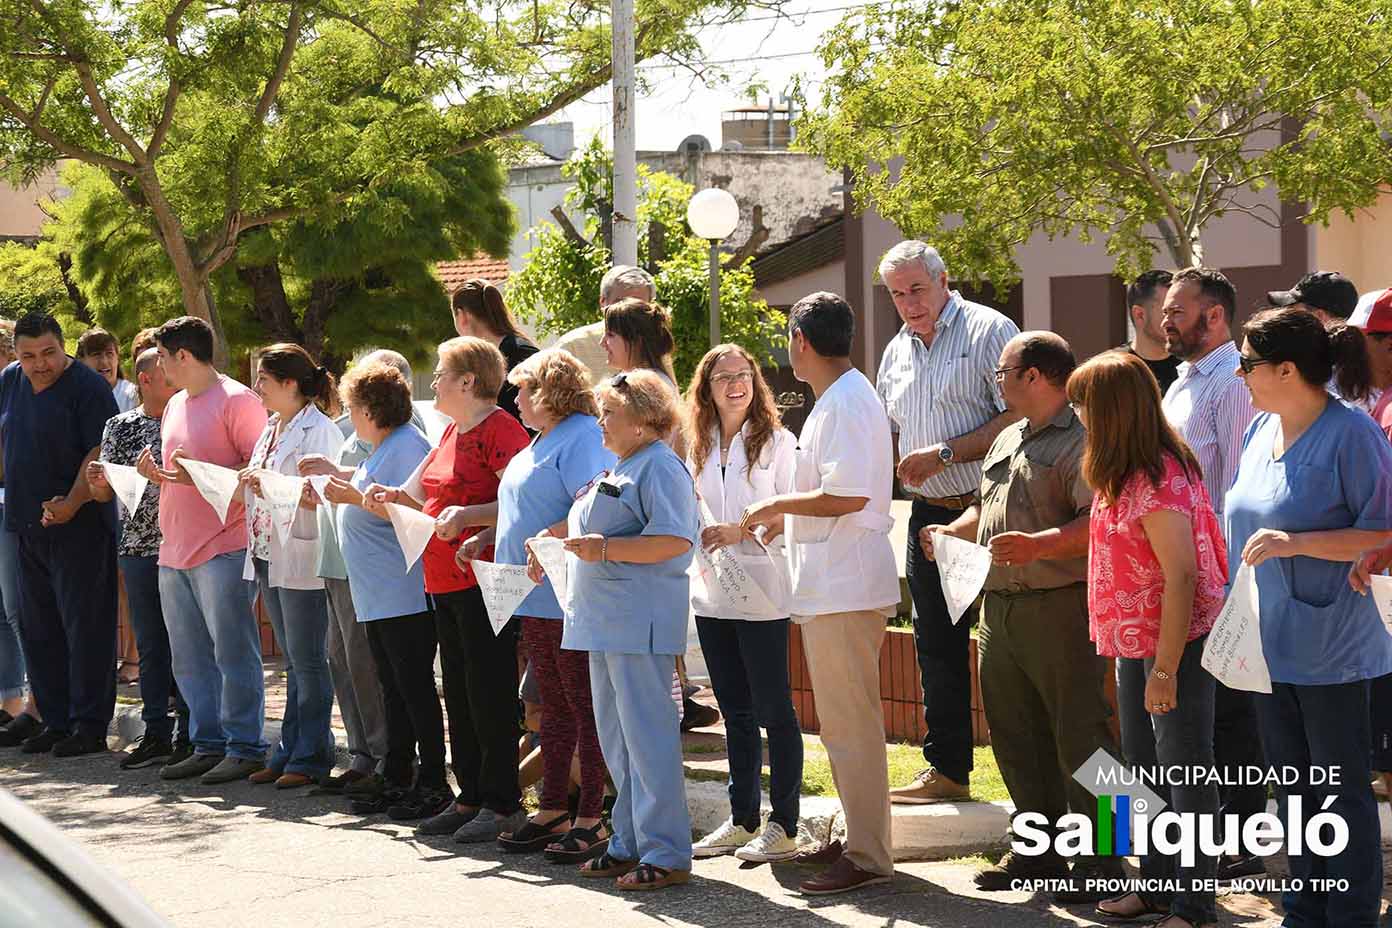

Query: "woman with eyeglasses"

xmin=361 ymin=337 xmax=531 ymax=835
xmin=1067 ymin=350 xmax=1225 ymax=928
xmin=526 ymin=369 xmax=698 ymax=890
xmin=1229 ymin=308 xmax=1392 ymax=928
xmin=682 ymin=345 xmax=802 ymax=863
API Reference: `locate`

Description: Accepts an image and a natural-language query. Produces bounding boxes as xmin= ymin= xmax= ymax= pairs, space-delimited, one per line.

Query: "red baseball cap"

xmin=1357 ymin=289 xmax=1392 ymax=334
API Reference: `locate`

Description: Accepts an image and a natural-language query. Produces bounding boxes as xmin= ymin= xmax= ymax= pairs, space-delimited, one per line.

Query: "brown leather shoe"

xmin=799 ymin=856 xmax=892 ymax=895
xmin=889 ymin=768 xmax=970 ymax=804
xmin=248 ymin=767 xmax=281 ymax=785
xmin=793 ymin=839 xmax=844 ymax=866
xmin=275 ymin=773 xmax=314 ymax=790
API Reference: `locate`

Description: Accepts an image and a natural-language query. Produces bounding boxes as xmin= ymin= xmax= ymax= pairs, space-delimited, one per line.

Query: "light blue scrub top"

xmin=561 ymin=439 xmax=698 ymax=655
xmin=1224 ymin=399 xmax=1392 ymax=685
xmin=495 ymin=413 xmax=615 ymax=620
xmin=337 ymin=425 xmax=433 ymax=621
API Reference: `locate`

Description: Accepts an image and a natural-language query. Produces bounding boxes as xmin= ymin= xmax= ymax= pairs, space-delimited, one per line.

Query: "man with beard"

xmin=1159 ymin=266 xmax=1264 ymax=883
xmin=1122 ymin=269 xmax=1180 ymax=394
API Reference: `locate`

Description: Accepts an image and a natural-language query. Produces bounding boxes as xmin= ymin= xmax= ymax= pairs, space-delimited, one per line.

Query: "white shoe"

xmin=693 ymin=817 xmax=757 ymax=858
xmin=735 ymin=822 xmax=800 ymax=862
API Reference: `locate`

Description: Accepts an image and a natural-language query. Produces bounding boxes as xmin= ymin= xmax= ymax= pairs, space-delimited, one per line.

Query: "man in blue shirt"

xmin=0 ymin=312 xmax=118 ymax=756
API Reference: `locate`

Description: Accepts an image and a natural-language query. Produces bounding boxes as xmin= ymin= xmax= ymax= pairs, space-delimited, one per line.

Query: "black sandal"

xmin=616 ymin=862 xmax=691 ymax=891
xmin=543 ymin=822 xmax=609 ymax=863
xmin=1096 ymin=892 xmax=1166 ymax=921
xmin=578 ymin=851 xmax=636 ymax=878
xmin=496 ymin=812 xmax=571 ymax=853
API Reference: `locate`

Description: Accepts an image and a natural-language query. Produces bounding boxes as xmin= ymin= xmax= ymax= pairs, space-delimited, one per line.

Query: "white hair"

xmin=599 ymin=265 xmax=657 ymax=306
xmin=358 ymin=348 xmax=413 ymax=383
xmin=878 ymin=240 xmax=948 ymax=282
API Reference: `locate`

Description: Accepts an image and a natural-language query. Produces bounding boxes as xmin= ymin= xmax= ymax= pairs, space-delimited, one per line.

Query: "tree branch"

xmin=549 ymin=205 xmax=590 ymax=248
xmin=254 ymin=4 xmax=304 ymax=126
xmin=0 ymin=93 xmax=138 ymax=174
xmin=148 ymin=0 xmax=198 ymax=159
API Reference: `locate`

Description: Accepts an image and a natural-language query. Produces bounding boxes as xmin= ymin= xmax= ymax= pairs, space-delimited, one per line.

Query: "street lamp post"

xmin=686 ymin=188 xmax=740 ymax=347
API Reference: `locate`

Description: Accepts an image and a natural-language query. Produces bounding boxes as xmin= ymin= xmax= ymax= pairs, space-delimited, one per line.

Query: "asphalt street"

xmin=2 ymin=748 xmax=1284 ymax=928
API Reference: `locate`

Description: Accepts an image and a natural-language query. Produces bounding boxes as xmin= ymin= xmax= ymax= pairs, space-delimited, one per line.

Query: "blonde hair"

xmin=438 ymin=336 xmax=506 ymax=400
xmin=508 ymin=348 xmax=599 ymax=420
xmin=596 ymin=369 xmax=680 ymax=438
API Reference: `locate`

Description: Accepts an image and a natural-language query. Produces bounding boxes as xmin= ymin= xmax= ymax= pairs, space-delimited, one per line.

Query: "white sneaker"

xmin=735 ymin=822 xmax=800 ymax=862
xmin=693 ymin=817 xmax=757 ymax=858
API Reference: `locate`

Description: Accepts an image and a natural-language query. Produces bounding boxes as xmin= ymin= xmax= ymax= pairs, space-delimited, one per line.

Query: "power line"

xmin=637 ymin=49 xmax=825 ymax=70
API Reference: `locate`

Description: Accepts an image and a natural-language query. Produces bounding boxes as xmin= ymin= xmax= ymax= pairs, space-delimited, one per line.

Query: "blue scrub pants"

xmin=589 ymin=650 xmax=692 ymax=870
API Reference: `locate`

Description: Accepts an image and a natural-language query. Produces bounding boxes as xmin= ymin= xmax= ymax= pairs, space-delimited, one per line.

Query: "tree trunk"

xmin=55 ymin=253 xmax=92 ymax=325
xmin=303 ymin=276 xmax=353 ymax=364
xmin=237 ymin=261 xmax=302 ymax=344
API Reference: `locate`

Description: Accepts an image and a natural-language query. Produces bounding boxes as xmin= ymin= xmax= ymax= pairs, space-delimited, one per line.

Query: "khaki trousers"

xmin=800 ymin=609 xmax=894 ymax=876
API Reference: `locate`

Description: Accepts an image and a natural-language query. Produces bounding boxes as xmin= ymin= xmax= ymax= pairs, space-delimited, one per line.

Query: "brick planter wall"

xmin=789 ymin=623 xmax=1118 ymax=746
xmin=116 ymin=583 xmax=281 ymax=662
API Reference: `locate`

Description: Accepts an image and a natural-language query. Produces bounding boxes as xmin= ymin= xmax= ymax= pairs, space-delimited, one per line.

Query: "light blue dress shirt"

xmin=495 ymin=413 xmax=615 ymax=620
xmin=561 ymin=440 xmax=698 ymax=655
xmin=1225 ymin=399 xmax=1392 ymax=684
xmin=337 ymin=425 xmax=433 ymax=621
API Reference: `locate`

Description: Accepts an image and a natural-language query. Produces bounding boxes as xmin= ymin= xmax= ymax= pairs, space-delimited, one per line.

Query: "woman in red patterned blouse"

xmin=1068 ymin=351 xmax=1223 ymax=928
xmin=363 ymin=336 xmax=530 ymax=837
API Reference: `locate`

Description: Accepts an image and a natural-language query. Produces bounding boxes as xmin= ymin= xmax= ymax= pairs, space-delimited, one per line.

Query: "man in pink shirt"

xmin=136 ymin=317 xmax=269 ymax=785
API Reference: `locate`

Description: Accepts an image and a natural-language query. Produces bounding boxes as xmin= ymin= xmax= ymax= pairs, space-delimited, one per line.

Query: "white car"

xmin=0 ymin=789 xmax=167 ymax=927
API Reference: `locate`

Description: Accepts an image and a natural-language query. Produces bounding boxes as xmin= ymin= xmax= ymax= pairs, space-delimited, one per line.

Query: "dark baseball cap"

xmin=1267 ymin=271 xmax=1359 ymax=318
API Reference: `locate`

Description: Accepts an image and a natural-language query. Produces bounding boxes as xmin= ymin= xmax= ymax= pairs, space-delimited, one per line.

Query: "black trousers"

xmin=433 ymin=586 xmax=521 ymax=812
xmin=16 ymin=521 xmax=117 ymax=738
xmin=364 ymin=609 xmax=446 ymax=789
xmin=906 ymin=501 xmax=975 ymax=783
xmin=1213 ymin=681 xmax=1268 ymax=840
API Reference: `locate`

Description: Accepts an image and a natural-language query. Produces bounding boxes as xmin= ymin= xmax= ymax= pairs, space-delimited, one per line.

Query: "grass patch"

xmin=684 ymin=741 xmax=727 ymax=755
xmin=685 ymin=736 xmax=1010 ymax=803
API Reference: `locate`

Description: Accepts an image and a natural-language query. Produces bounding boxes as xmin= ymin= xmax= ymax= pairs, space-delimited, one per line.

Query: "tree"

xmin=796 ymin=0 xmax=1392 ymax=284
xmin=40 ymin=154 xmax=510 ymax=374
xmin=506 ymin=139 xmax=785 ymax=384
xmin=0 ymin=0 xmax=779 ymax=365
xmin=0 ymin=239 xmax=88 ymax=334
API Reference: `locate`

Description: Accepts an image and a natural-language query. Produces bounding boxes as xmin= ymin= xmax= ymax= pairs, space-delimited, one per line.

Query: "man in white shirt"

xmin=1159 ymin=266 xmax=1264 ymax=881
xmin=743 ymin=291 xmax=900 ymax=896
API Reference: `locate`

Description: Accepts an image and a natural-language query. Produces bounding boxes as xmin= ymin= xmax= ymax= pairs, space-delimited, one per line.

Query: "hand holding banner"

xmin=256 ymin=470 xmax=304 ymax=547
xmin=306 ymin=474 xmax=333 ymax=506
xmin=1369 ymin=575 xmax=1392 ymax=638
xmin=527 ymin=536 xmax=570 ymax=607
xmin=933 ymin=531 xmax=993 ymax=624
xmin=101 ymin=462 xmax=150 ymax=519
xmin=1200 ymin=563 xmax=1271 ymax=694
xmin=385 ymin=502 xmax=436 ymax=572
xmin=471 ymin=560 xmax=537 ymax=635
xmin=177 ymin=459 xmax=242 ymax=524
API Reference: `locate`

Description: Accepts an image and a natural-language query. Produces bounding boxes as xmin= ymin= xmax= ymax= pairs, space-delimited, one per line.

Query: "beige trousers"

xmin=799 ymin=609 xmax=894 ymax=876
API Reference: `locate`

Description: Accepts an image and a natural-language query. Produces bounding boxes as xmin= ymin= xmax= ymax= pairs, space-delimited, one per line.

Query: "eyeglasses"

xmin=993 ymin=366 xmax=1023 ymax=382
xmin=1237 ymin=354 xmax=1273 ymax=374
xmin=711 ymin=371 xmax=754 ymax=387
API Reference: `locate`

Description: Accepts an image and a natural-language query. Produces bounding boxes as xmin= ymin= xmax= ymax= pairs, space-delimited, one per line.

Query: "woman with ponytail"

xmin=241 ymin=343 xmax=344 ymax=788
xmin=452 ymin=279 xmax=538 ymax=424
xmin=1227 ymin=308 xmax=1392 ymax=927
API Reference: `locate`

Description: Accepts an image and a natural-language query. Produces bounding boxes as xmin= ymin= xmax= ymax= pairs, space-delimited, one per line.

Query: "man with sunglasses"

xmin=1159 ymin=266 xmax=1263 ymax=882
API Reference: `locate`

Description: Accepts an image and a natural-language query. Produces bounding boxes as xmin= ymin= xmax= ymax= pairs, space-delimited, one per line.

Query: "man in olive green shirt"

xmin=920 ymin=332 xmax=1117 ymax=897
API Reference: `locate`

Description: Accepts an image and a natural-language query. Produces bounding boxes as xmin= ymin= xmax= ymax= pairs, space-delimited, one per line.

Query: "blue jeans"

xmin=119 ymin=555 xmax=188 ymax=743
xmin=1255 ymin=680 xmax=1382 ymax=928
xmin=0 ymin=516 xmax=25 ymax=701
xmin=695 ymin=615 xmax=802 ymax=836
xmin=159 ymin=551 xmax=266 ymax=760
xmin=1116 ymin=636 xmax=1217 ymax=925
xmin=255 ymin=560 xmax=334 ymax=778
xmin=591 ymin=650 xmax=692 ymax=870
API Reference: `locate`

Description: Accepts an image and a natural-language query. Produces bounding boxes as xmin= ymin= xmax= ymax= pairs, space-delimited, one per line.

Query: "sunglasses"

xmin=1237 ymin=354 xmax=1273 ymax=374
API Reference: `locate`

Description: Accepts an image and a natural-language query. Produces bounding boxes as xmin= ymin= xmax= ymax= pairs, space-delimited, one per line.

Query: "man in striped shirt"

xmin=1159 ymin=266 xmax=1265 ymax=882
xmin=874 ymin=241 xmax=1021 ymax=804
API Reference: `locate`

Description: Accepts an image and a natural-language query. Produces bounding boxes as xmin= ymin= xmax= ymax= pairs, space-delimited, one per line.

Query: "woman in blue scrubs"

xmin=1226 ymin=307 xmax=1392 ymax=928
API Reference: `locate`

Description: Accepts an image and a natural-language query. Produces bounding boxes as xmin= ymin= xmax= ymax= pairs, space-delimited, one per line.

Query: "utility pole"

xmin=611 ymin=0 xmax=638 ymax=267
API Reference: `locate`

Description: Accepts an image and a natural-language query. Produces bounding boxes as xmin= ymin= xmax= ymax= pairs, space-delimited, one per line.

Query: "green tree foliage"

xmin=796 ymin=0 xmax=1392 ymax=284
xmin=0 ymin=0 xmax=777 ymax=364
xmin=0 ymin=241 xmax=82 ymax=333
xmin=39 ymin=155 xmax=509 ymax=374
xmin=508 ymin=140 xmax=785 ymax=385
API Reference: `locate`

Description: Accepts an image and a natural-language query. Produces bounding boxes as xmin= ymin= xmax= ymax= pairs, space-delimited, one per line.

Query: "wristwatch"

xmin=937 ymin=445 xmax=954 ymax=466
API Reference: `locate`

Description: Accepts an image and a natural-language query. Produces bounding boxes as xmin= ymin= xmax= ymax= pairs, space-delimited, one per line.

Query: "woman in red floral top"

xmin=364 ymin=337 xmax=530 ymax=835
xmin=1068 ymin=351 xmax=1223 ymax=928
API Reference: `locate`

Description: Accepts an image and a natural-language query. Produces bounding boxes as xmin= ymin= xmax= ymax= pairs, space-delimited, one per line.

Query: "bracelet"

xmin=600 ymin=538 xmax=608 ymax=562
xmin=1150 ymin=668 xmax=1172 ymax=680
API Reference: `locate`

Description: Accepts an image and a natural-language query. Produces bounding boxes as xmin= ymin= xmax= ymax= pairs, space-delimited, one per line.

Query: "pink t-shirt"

xmin=1087 ymin=454 xmax=1228 ymax=659
xmin=1372 ymin=390 xmax=1392 ymax=443
xmin=158 ymin=375 xmax=268 ymax=570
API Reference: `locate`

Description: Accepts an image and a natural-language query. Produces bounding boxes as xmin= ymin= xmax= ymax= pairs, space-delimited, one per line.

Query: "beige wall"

xmin=755 ymin=259 xmax=845 ymax=308
xmin=1313 ymin=193 xmax=1392 ymax=293
xmin=0 ymin=167 xmax=61 ymax=239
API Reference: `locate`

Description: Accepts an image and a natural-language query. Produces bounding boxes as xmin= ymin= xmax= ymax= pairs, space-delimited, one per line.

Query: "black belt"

xmin=907 ymin=491 xmax=976 ymax=511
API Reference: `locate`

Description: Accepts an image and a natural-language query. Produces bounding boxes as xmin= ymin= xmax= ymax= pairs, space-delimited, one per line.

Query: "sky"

xmin=556 ymin=2 xmax=866 ymax=152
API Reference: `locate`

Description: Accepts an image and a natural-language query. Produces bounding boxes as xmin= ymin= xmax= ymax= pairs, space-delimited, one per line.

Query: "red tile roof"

xmin=437 ymin=256 xmax=511 ymax=293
